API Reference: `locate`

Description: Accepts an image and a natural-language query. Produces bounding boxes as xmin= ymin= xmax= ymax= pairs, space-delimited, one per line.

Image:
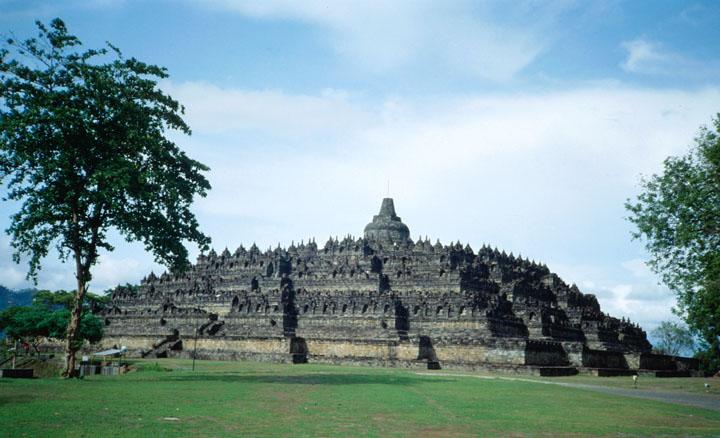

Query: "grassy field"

xmin=1 ymin=359 xmax=719 ymax=437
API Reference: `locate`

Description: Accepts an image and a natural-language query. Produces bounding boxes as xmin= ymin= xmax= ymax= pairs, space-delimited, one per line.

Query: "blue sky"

xmin=1 ymin=0 xmax=720 ymax=335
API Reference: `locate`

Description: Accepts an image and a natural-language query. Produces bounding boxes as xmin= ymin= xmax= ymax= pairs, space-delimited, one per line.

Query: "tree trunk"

xmin=61 ymin=251 xmax=89 ymax=378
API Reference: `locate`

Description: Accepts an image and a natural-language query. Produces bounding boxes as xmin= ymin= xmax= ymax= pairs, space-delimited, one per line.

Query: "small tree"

xmin=107 ymin=283 xmax=139 ymax=297
xmin=33 ymin=289 xmax=109 ymax=313
xmin=626 ymin=114 xmax=720 ymax=373
xmin=650 ymin=321 xmax=695 ymax=356
xmin=0 ymin=19 xmax=211 ymax=377
xmin=33 ymin=290 xmax=75 ymax=310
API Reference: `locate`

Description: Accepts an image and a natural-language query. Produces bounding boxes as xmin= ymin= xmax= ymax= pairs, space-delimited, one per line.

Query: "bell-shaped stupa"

xmin=363 ymin=198 xmax=410 ymax=243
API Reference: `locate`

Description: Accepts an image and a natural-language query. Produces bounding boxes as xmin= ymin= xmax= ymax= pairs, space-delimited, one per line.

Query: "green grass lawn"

xmin=1 ymin=359 xmax=719 ymax=437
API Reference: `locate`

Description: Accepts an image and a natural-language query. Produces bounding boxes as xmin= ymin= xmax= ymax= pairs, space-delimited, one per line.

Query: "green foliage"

xmin=0 ymin=305 xmax=63 ymax=340
xmin=77 ymin=311 xmax=103 ymax=344
xmin=0 ymin=18 xmax=211 ymax=279
xmin=85 ymin=292 xmax=110 ymax=312
xmin=108 ymin=283 xmax=139 ymax=297
xmin=33 ymin=290 xmax=75 ymax=309
xmin=650 ymin=321 xmax=695 ymax=356
xmin=32 ymin=289 xmax=108 ymax=313
xmin=0 ymin=305 xmax=32 ymax=335
xmin=695 ymin=347 xmax=720 ymax=376
xmin=626 ymin=114 xmax=720 ymax=372
xmin=0 ymin=304 xmax=102 ymax=345
xmin=1 ymin=289 xmax=104 ymax=348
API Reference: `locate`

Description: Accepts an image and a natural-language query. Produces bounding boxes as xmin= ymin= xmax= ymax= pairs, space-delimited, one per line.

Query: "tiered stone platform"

xmin=101 ymin=199 xmax=698 ymax=375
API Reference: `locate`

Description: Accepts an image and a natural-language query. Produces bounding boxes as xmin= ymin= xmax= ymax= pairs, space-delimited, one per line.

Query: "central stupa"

xmin=363 ymin=198 xmax=410 ymax=242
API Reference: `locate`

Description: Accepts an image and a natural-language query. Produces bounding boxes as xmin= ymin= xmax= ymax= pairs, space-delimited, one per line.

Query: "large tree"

xmin=0 ymin=19 xmax=211 ymax=377
xmin=626 ymin=114 xmax=720 ymax=372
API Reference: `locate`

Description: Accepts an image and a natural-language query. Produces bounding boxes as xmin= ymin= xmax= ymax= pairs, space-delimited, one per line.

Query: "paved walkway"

xmin=416 ymin=372 xmax=720 ymax=412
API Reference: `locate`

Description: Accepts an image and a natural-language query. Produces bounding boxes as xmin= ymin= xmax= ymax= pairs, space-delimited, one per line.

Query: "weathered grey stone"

xmin=101 ymin=198 xmax=696 ymax=373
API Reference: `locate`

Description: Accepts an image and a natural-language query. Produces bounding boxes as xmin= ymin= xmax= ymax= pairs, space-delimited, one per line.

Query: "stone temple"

xmin=102 ymin=199 xmax=698 ymax=375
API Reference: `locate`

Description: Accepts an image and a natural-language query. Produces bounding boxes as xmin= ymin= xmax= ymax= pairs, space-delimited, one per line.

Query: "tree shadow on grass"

xmin=159 ymin=372 xmax=453 ymax=386
xmin=0 ymin=393 xmax=36 ymax=405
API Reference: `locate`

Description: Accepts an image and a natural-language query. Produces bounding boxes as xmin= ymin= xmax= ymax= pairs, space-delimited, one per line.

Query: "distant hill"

xmin=0 ymin=285 xmax=36 ymax=311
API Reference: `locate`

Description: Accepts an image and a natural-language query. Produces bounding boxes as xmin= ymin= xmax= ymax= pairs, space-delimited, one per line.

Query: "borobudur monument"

xmin=102 ymin=198 xmax=698 ymax=375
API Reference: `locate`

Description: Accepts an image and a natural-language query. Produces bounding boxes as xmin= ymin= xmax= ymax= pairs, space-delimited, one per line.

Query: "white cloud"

xmin=0 ymin=264 xmax=27 ymax=289
xmin=621 ymin=39 xmax=674 ymax=74
xmin=162 ymin=82 xmax=372 ymax=139
xmin=195 ymin=0 xmax=568 ymax=81
xmin=621 ymin=258 xmax=653 ymax=278
xmin=0 ymin=231 xmax=159 ymax=294
xmin=601 ymin=281 xmax=676 ymax=331
xmin=551 ymin=258 xmax=677 ymax=333
xmin=0 ymin=235 xmax=76 ymax=292
xmin=90 ymin=254 xmax=143 ymax=292
xmin=0 ymin=236 xmax=32 ymax=289
xmin=621 ymin=38 xmax=720 ymax=77
xmin=609 ymin=283 xmax=633 ymax=314
xmin=170 ymin=83 xmax=720 ymax=228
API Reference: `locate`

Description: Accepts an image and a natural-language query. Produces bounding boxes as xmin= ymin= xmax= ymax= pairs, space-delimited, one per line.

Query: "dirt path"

xmin=416 ymin=372 xmax=720 ymax=412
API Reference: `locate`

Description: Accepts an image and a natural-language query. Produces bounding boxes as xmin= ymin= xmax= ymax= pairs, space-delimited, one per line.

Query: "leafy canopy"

xmin=0 ymin=303 xmax=102 ymax=345
xmin=0 ymin=18 xmax=211 ymax=282
xmin=626 ymin=114 xmax=720 ymax=370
